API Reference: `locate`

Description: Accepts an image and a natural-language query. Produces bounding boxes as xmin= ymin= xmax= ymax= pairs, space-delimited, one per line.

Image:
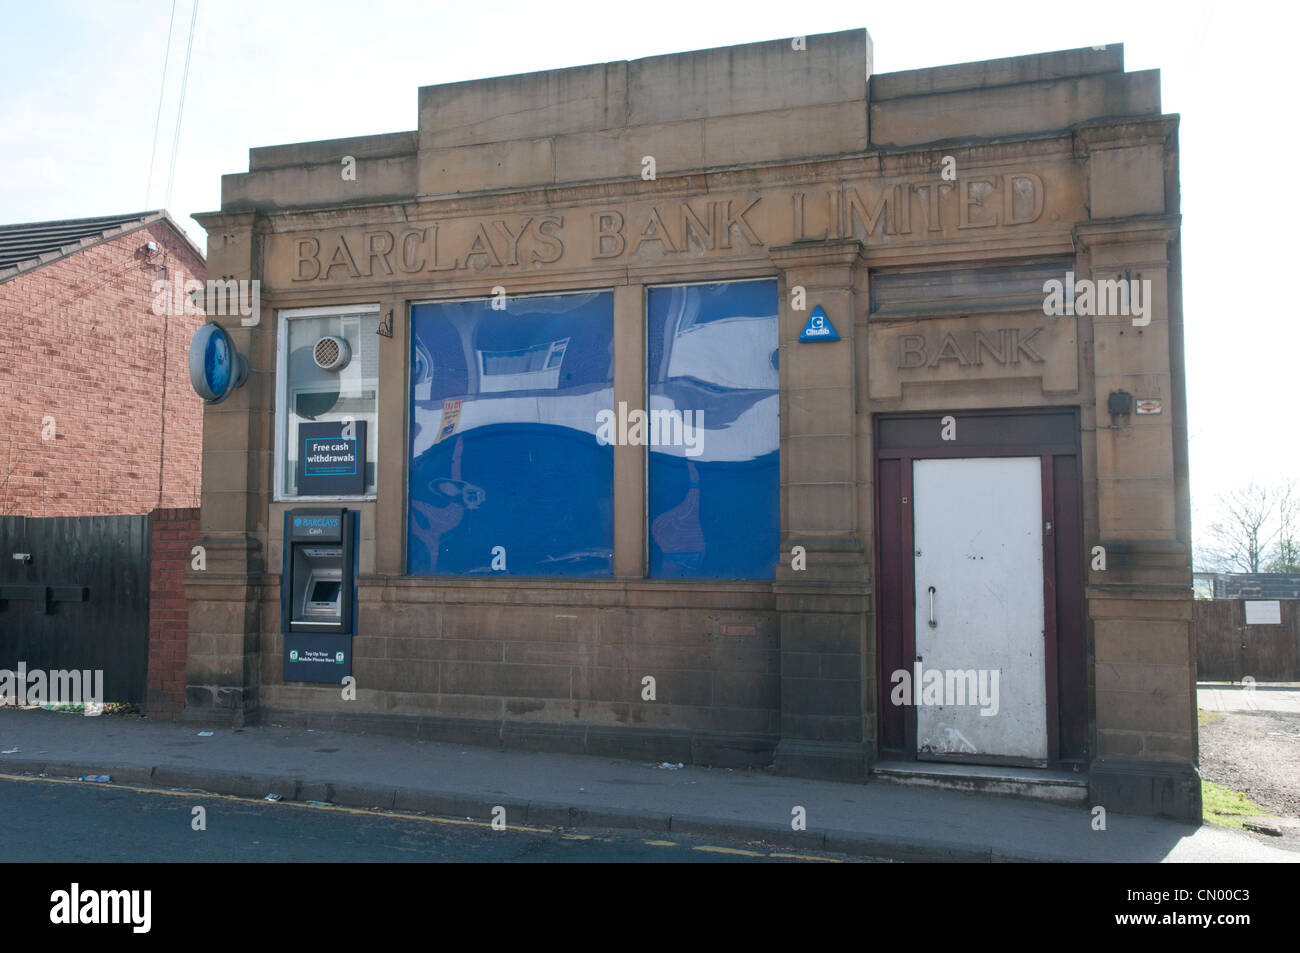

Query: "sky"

xmin=0 ymin=0 xmax=1292 ymax=560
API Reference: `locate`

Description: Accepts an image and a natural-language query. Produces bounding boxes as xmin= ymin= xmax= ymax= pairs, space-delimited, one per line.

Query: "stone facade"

xmin=189 ymin=30 xmax=1198 ymax=819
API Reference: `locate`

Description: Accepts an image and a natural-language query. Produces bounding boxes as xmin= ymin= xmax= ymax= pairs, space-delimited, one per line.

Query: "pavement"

xmin=1 ymin=706 xmax=1295 ymax=863
xmin=1197 ymin=683 xmax=1300 ymax=713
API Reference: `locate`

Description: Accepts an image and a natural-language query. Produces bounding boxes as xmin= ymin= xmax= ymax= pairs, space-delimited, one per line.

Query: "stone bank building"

xmin=189 ymin=30 xmax=1198 ymax=819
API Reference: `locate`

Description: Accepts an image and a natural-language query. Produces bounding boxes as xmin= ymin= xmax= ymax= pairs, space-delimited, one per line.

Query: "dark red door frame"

xmin=873 ymin=408 xmax=1085 ymax=766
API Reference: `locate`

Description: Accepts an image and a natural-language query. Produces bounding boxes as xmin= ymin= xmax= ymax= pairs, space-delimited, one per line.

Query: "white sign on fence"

xmin=1244 ymin=600 xmax=1282 ymax=625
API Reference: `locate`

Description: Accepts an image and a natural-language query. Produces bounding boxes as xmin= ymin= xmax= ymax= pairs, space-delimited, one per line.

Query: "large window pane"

xmin=646 ymin=280 xmax=779 ymax=578
xmin=407 ymin=293 xmax=614 ymax=576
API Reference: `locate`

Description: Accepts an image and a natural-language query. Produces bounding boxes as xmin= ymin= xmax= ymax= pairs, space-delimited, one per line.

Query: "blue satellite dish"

xmin=188 ymin=322 xmax=248 ymax=403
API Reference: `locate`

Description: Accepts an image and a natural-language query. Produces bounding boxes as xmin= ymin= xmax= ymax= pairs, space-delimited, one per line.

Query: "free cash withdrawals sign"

xmin=297 ymin=421 xmax=367 ymax=495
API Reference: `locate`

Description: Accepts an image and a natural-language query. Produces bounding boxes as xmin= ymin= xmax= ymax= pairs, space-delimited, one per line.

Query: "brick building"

xmin=188 ymin=32 xmax=1199 ymax=819
xmin=0 ymin=211 xmax=206 ymax=517
xmin=1 ymin=211 xmax=205 ymax=717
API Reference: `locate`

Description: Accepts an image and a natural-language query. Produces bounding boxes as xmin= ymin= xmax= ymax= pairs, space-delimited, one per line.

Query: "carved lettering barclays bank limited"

xmin=286 ymin=172 xmax=1052 ymax=282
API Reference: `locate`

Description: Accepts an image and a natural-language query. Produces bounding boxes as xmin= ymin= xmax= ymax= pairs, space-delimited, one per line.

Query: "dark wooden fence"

xmin=0 ymin=514 xmax=152 ymax=703
xmin=1194 ymin=599 xmax=1300 ymax=681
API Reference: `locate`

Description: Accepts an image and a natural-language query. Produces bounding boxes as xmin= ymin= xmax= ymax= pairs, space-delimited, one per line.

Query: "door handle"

xmin=928 ymin=586 xmax=937 ymax=628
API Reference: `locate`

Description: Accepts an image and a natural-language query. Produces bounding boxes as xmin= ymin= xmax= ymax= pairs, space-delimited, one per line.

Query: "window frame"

xmin=274 ymin=303 xmax=381 ymax=503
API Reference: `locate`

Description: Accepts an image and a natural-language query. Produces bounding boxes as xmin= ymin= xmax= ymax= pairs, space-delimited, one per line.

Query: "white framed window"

xmin=275 ymin=304 xmax=380 ymax=500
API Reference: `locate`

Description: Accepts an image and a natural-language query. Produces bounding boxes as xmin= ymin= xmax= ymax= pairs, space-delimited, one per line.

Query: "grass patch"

xmin=1202 ymin=780 xmax=1273 ymax=831
xmin=1197 ymin=708 xmax=1226 ymax=727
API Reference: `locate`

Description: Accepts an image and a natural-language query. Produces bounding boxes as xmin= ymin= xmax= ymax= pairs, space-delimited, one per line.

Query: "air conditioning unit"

xmin=313 ymin=335 xmax=351 ymax=371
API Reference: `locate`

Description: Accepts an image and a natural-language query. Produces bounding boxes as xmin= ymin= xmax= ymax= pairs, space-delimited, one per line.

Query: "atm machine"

xmin=282 ymin=508 xmax=358 ymax=683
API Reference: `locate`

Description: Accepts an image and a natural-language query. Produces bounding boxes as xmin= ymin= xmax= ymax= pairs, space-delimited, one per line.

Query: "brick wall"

xmin=0 ymin=224 xmax=206 ymax=516
xmin=148 ymin=506 xmax=200 ymax=717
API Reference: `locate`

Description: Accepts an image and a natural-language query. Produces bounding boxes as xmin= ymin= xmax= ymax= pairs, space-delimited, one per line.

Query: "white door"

xmin=912 ymin=457 xmax=1047 ymax=761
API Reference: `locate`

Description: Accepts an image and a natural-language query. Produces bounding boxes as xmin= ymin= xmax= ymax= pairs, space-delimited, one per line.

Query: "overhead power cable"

xmin=144 ymin=0 xmax=178 ymax=210
xmin=164 ymin=0 xmax=200 ymax=212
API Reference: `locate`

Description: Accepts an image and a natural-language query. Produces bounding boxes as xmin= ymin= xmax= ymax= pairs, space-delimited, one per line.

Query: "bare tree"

xmin=1266 ymin=479 xmax=1300 ymax=572
xmin=1198 ymin=479 xmax=1300 ymax=573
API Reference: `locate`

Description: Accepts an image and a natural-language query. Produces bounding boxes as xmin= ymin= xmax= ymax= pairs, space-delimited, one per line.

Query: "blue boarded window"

xmin=646 ymin=279 xmax=780 ymax=578
xmin=407 ymin=292 xmax=614 ymax=576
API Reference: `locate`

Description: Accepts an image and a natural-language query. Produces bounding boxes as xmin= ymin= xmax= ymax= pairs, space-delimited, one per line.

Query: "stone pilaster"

xmin=613 ymin=283 xmax=646 ymax=578
xmin=183 ymin=211 xmax=270 ymax=725
xmin=374 ymin=296 xmax=408 ymax=575
xmin=769 ymin=241 xmax=872 ymax=780
xmin=1075 ymin=120 xmax=1198 ymax=819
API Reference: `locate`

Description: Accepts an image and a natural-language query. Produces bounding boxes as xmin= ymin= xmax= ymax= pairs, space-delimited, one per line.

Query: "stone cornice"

xmin=1074 ymin=214 xmax=1181 ymax=249
xmin=1072 ymin=115 xmax=1179 ymax=153
xmin=864 ymin=232 xmax=1075 ymax=267
xmin=1085 ymin=583 xmax=1193 ymax=599
xmin=770 ymin=239 xmax=866 ymax=269
xmin=191 ymin=209 xmax=264 ymax=232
